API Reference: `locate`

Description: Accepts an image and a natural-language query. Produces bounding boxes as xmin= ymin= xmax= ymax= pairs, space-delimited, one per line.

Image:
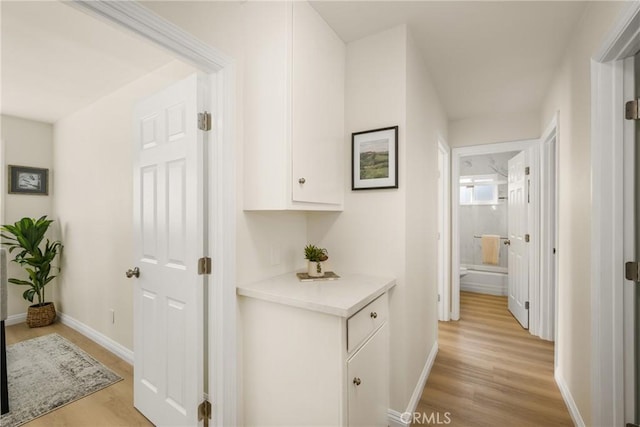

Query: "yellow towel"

xmin=481 ymin=235 xmax=500 ymax=265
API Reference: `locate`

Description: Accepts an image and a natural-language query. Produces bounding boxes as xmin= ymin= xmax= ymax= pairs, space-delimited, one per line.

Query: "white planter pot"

xmin=307 ymin=260 xmax=326 ymax=277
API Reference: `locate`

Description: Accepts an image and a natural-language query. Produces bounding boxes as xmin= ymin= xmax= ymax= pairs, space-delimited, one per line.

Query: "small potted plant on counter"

xmin=1 ymin=216 xmax=63 ymax=328
xmin=304 ymin=244 xmax=328 ymax=278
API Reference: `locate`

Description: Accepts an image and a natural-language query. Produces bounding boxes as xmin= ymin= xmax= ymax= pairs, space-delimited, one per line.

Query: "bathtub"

xmin=460 ymin=264 xmax=508 ymax=296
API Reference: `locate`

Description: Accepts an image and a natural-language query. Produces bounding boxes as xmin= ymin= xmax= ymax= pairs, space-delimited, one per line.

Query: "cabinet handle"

xmin=353 ymin=377 xmax=361 ymax=386
xmin=298 ymin=178 xmax=306 ymax=184
xmin=370 ymin=312 xmax=378 ymax=319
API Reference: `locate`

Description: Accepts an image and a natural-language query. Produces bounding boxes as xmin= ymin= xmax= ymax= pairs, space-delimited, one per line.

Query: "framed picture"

xmin=8 ymin=165 xmax=49 ymax=195
xmin=352 ymin=126 xmax=398 ymax=190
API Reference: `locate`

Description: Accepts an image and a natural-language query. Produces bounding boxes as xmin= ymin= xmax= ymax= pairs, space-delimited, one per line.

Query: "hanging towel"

xmin=481 ymin=235 xmax=500 ymax=266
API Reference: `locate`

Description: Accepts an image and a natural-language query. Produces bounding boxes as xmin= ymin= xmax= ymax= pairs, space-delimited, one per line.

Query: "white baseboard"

xmin=5 ymin=313 xmax=27 ymax=326
xmin=555 ymin=370 xmax=585 ymax=427
xmin=388 ymin=340 xmax=439 ymax=427
xmin=57 ymin=312 xmax=134 ymax=365
xmin=388 ymin=409 xmax=410 ymax=427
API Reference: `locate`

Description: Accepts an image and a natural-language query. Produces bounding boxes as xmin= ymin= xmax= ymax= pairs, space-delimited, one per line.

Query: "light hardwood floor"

xmin=5 ymin=321 xmax=152 ymax=426
xmin=413 ymin=291 xmax=573 ymax=427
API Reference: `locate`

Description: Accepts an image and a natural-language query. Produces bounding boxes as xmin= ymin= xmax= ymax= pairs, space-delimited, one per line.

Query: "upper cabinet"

xmin=243 ymin=2 xmax=345 ymax=211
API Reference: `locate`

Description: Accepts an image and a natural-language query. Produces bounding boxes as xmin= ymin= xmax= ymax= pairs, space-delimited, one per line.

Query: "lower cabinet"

xmin=239 ymin=292 xmax=390 ymax=426
xmin=347 ymin=323 xmax=389 ymax=427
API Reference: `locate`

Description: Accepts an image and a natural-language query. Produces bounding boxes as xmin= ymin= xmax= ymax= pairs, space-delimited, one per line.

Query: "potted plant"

xmin=304 ymin=244 xmax=328 ymax=278
xmin=1 ymin=216 xmax=63 ymax=328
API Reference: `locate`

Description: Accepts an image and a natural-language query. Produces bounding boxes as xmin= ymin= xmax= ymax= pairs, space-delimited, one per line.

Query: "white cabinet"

xmin=348 ymin=324 xmax=390 ymax=427
xmin=238 ymin=274 xmax=394 ymax=426
xmin=243 ymin=1 xmax=345 ymax=211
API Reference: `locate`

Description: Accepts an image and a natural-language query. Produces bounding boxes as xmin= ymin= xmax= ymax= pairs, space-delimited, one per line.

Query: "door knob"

xmin=370 ymin=312 xmax=378 ymax=319
xmin=126 ymin=267 xmax=140 ymax=278
xmin=298 ymin=178 xmax=306 ymax=184
xmin=504 ymin=240 xmax=511 ymax=246
xmin=353 ymin=377 xmax=361 ymax=386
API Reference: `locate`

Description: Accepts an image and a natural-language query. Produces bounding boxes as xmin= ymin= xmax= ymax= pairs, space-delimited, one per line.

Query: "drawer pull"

xmin=353 ymin=377 xmax=361 ymax=386
xmin=370 ymin=312 xmax=378 ymax=319
xmin=298 ymin=178 xmax=306 ymax=184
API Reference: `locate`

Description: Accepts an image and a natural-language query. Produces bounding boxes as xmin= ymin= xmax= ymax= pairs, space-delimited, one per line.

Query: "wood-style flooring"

xmin=414 ymin=292 xmax=573 ymax=426
xmin=4 ymin=321 xmax=152 ymax=426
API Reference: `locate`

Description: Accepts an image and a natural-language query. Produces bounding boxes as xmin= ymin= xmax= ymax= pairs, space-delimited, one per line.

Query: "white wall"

xmin=308 ymin=24 xmax=448 ymax=413
xmin=403 ymin=30 xmax=448 ymax=408
xmin=449 ymin=111 xmax=540 ymax=148
xmin=1 ymin=115 xmax=54 ymax=317
xmin=539 ymin=2 xmax=626 ymax=424
xmin=53 ymin=61 xmax=196 ymax=349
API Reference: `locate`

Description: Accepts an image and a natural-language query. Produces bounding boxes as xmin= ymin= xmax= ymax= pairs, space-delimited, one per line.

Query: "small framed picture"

xmin=352 ymin=126 xmax=398 ymax=190
xmin=8 ymin=165 xmax=49 ymax=195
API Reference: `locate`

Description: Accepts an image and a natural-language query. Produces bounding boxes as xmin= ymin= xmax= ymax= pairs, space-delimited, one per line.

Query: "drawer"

xmin=347 ymin=293 xmax=388 ymax=352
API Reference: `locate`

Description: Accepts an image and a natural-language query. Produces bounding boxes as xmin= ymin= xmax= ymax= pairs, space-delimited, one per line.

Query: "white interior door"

xmin=132 ymin=73 xmax=206 ymax=426
xmin=508 ymin=151 xmax=529 ymax=328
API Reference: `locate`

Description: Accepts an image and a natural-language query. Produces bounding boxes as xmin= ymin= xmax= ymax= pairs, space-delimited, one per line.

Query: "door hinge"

xmin=625 ymin=99 xmax=639 ymax=120
xmin=525 ymin=166 xmax=530 ymax=175
xmin=198 ymin=400 xmax=212 ymax=421
xmin=525 ymin=301 xmax=529 ymax=310
xmin=525 ymin=234 xmax=530 ymax=243
xmin=625 ymin=261 xmax=640 ymax=281
xmin=198 ymin=111 xmax=212 ymax=131
xmin=198 ymin=257 xmax=212 ymax=275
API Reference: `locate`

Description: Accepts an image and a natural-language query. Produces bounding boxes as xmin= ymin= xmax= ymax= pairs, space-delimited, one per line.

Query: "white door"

xmin=508 ymin=151 xmax=529 ymax=328
xmin=132 ymin=73 xmax=206 ymax=426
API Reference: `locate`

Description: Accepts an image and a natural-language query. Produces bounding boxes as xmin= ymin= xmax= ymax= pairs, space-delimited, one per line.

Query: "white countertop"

xmin=236 ymin=272 xmax=396 ymax=318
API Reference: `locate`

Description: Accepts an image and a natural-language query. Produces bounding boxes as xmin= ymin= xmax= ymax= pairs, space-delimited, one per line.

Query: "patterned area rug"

xmin=0 ymin=333 xmax=122 ymax=427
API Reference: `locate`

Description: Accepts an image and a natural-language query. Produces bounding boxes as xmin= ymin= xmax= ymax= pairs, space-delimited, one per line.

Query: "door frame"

xmin=437 ymin=138 xmax=451 ymax=321
xmin=450 ymin=139 xmax=538 ymax=321
xmin=590 ymin=2 xmax=640 ymax=425
xmin=68 ymin=2 xmax=237 ymax=426
xmin=539 ymin=114 xmax=559 ymax=342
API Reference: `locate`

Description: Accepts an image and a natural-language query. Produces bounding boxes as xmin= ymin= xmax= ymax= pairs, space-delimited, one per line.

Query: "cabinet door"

xmin=347 ymin=323 xmax=389 ymax=427
xmin=291 ymin=1 xmax=345 ymax=205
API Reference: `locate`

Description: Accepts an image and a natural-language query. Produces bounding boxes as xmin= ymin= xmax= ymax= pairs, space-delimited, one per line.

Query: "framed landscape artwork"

xmin=352 ymin=126 xmax=398 ymax=190
xmin=8 ymin=165 xmax=49 ymax=195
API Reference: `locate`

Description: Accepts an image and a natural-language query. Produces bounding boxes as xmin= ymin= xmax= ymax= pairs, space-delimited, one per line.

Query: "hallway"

xmin=414 ymin=292 xmax=573 ymax=426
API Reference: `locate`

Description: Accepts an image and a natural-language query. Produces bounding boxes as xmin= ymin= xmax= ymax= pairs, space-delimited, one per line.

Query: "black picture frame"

xmin=8 ymin=165 xmax=49 ymax=195
xmin=352 ymin=126 xmax=399 ymax=190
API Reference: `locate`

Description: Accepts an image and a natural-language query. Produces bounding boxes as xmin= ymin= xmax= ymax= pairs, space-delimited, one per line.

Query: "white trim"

xmin=387 ymin=341 xmax=439 ymax=427
xmin=437 ymin=139 xmax=451 ymax=321
xmin=57 ymin=312 xmax=134 ymax=365
xmin=68 ymin=1 xmax=231 ymax=73
xmin=538 ymin=114 xmax=558 ymax=342
xmin=590 ymin=56 xmax=626 ymax=427
xmin=622 ymin=55 xmax=636 ymax=424
xmin=66 ymin=2 xmax=237 ymax=426
xmin=387 ymin=409 xmax=410 ymax=427
xmin=594 ymin=1 xmax=640 ymax=63
xmin=451 ymin=139 xmax=537 ymax=321
xmin=527 ymin=144 xmax=541 ymax=335
xmin=590 ymin=2 xmax=640 ymax=422
xmin=555 ymin=370 xmax=586 ymax=427
xmin=5 ymin=313 xmax=26 ymax=326
xmin=406 ymin=341 xmax=438 ymax=414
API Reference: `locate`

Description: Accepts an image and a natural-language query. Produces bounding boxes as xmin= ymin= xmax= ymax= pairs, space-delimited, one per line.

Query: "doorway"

xmin=450 ymin=138 xmax=556 ymax=340
xmin=69 ymin=3 xmax=237 ymax=426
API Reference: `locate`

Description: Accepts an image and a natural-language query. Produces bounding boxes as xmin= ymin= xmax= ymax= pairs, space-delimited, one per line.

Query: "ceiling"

xmin=2 ymin=1 xmax=588 ymax=124
xmin=1 ymin=1 xmax=175 ymax=123
xmin=310 ymin=1 xmax=588 ymax=121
